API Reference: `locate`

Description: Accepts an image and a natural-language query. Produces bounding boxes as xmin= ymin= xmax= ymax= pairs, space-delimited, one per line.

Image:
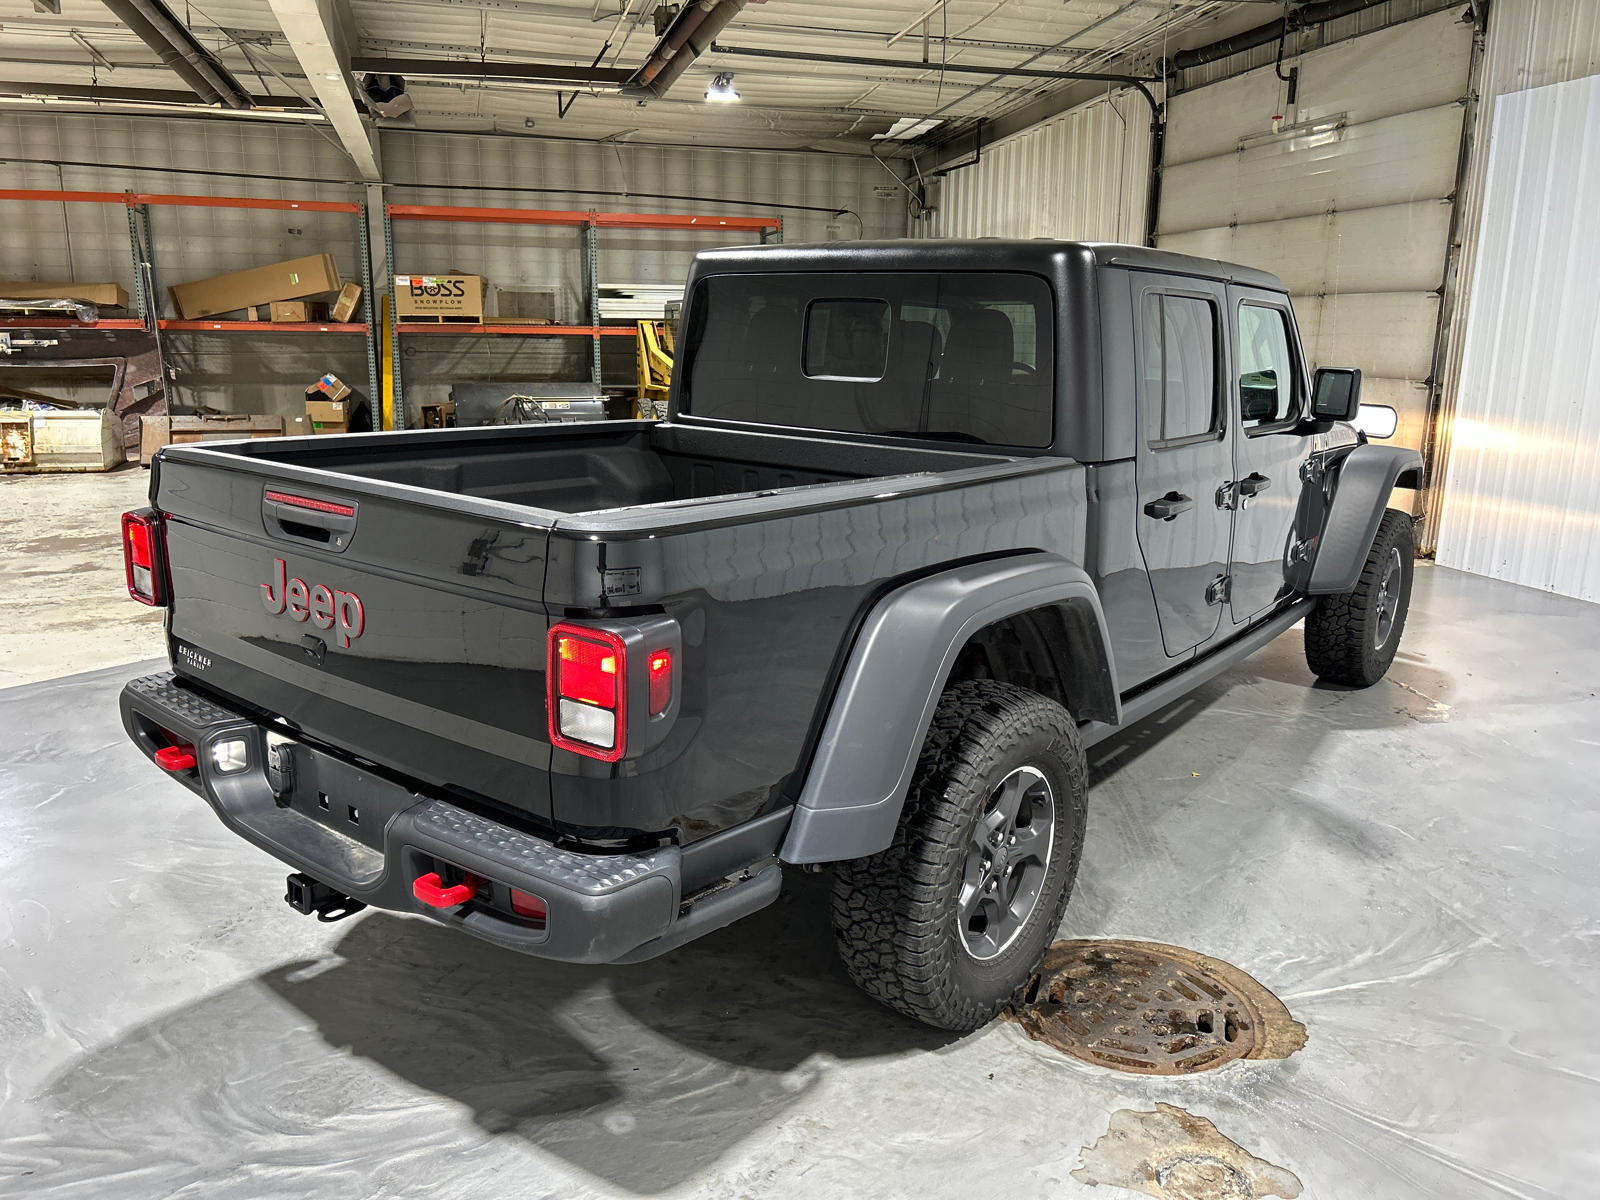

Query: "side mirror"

xmin=1312 ymin=367 xmax=1363 ymax=422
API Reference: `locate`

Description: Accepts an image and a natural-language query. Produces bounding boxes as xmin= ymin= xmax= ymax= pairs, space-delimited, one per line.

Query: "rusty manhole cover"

xmin=1011 ymin=939 xmax=1304 ymax=1075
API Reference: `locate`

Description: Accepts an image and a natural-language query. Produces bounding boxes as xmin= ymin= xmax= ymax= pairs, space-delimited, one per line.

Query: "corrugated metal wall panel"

xmin=1434 ymin=74 xmax=1600 ymax=602
xmin=1421 ymin=0 xmax=1600 ymax=550
xmin=924 ymin=89 xmax=1151 ymax=243
xmin=0 ymin=113 xmax=897 ymax=414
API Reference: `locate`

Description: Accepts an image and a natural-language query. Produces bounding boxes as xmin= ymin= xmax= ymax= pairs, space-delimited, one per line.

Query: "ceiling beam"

xmin=0 ymin=78 xmax=314 ymax=107
xmin=266 ymin=0 xmax=382 ymax=180
xmin=350 ymin=56 xmax=633 ymax=86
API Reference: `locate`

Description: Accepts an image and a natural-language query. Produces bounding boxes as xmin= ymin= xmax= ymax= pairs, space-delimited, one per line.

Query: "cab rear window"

xmin=680 ymin=272 xmax=1054 ymax=448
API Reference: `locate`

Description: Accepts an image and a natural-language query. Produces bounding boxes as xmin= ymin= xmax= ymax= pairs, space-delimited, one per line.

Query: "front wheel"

xmin=1304 ymin=508 xmax=1415 ymax=687
xmin=831 ymin=681 xmax=1087 ymax=1031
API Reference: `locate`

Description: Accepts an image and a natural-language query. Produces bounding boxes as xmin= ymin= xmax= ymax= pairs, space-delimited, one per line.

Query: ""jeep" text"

xmin=262 ymin=558 xmax=364 ymax=648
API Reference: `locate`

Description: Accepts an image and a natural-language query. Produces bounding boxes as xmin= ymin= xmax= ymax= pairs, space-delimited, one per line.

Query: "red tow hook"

xmin=413 ymin=871 xmax=485 ymax=908
xmin=154 ymin=744 xmax=197 ymax=771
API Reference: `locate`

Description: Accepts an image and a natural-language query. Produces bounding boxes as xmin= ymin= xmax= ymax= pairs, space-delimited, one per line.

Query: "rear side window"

xmin=681 ymin=272 xmax=1054 ymax=448
xmin=1141 ymin=292 xmax=1219 ymax=447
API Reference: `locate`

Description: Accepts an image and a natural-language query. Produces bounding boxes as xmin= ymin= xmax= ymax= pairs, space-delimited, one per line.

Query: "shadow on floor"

xmin=33 ymin=869 xmax=955 ymax=1193
xmin=1087 ymin=629 xmax=1456 ymax=789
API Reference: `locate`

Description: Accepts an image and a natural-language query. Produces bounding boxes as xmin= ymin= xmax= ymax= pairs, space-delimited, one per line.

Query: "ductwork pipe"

xmin=100 ymin=0 xmax=253 ymax=108
xmin=1173 ymin=0 xmax=1390 ymax=71
xmin=625 ymin=0 xmax=746 ymax=99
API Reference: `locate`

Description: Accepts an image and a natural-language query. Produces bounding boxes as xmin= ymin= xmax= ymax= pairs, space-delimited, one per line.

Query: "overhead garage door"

xmin=1157 ymin=9 xmax=1475 ymax=464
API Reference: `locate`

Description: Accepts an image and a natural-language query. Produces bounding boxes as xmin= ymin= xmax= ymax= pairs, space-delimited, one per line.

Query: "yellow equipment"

xmin=635 ymin=319 xmax=674 ymax=418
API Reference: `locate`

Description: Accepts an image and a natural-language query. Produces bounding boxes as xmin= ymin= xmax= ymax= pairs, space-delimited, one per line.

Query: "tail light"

xmin=648 ymin=649 xmax=673 ymax=715
xmin=547 ymin=617 xmax=681 ymax=762
xmin=549 ymin=625 xmax=628 ymax=760
xmin=122 ymin=509 xmax=170 ymax=606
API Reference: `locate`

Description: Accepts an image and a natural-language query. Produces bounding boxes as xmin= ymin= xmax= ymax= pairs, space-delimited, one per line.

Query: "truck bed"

xmin=220 ymin=420 xmax=1015 ymax=514
xmin=151 ymin=420 xmax=1080 ymax=847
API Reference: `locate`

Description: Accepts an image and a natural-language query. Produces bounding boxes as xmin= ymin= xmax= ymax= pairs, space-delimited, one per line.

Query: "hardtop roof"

xmin=688 ymin=238 xmax=1287 ymax=293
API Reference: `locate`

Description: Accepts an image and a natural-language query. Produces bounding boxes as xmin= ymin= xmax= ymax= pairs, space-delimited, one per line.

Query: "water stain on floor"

xmin=1073 ymin=1104 xmax=1302 ymax=1199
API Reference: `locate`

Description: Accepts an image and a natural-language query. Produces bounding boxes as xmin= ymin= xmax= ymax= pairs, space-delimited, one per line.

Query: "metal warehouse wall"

xmin=1157 ymin=8 xmax=1476 ymax=475
xmin=0 ymin=114 xmax=899 ymax=416
xmin=1433 ymin=74 xmax=1600 ymax=601
xmin=922 ymin=88 xmax=1152 ymax=243
xmin=1423 ymin=0 xmax=1600 ymax=551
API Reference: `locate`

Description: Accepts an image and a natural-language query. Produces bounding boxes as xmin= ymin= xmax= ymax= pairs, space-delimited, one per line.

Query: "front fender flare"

xmin=780 ymin=553 xmax=1117 ymax=865
xmin=1308 ymin=444 xmax=1423 ymax=595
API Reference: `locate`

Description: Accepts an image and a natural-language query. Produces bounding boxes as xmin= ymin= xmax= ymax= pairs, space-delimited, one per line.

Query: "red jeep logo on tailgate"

xmin=262 ymin=558 xmax=364 ymax=648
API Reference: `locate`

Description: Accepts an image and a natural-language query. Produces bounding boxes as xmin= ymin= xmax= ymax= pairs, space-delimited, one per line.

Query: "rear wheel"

xmin=1304 ymin=508 xmax=1415 ymax=687
xmin=831 ymin=681 xmax=1087 ymax=1031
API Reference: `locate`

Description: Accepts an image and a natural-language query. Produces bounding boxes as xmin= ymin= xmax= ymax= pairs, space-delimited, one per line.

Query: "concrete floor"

xmin=1 ymin=561 xmax=1597 ymax=1199
xmin=0 ymin=466 xmax=166 ymax=688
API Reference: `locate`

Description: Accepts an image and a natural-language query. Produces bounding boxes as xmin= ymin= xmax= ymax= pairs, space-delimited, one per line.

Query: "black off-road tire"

xmin=1304 ymin=508 xmax=1415 ymax=687
xmin=831 ymin=680 xmax=1088 ymax=1031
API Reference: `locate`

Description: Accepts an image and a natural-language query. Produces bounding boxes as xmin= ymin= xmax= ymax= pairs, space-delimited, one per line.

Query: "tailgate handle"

xmin=262 ymin=489 xmax=358 ymax=552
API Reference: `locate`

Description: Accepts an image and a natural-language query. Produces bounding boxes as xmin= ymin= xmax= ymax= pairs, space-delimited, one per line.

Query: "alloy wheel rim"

xmin=1373 ymin=547 xmax=1403 ymax=650
xmin=958 ymin=765 xmax=1055 ymax=961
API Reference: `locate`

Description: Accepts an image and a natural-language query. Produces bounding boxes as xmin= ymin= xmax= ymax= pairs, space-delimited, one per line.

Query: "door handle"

xmin=1237 ymin=473 xmax=1272 ymax=496
xmin=1143 ymin=492 xmax=1194 ymax=521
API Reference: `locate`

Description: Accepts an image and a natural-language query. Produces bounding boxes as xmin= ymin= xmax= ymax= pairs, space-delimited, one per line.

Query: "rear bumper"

xmin=119 ymin=672 xmax=779 ymax=964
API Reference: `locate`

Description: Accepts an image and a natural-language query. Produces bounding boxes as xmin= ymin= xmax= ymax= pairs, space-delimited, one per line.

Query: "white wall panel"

xmin=1162 ymin=70 xmax=1283 ymax=168
xmin=925 ymin=89 xmax=1151 ymax=243
xmin=1420 ymin=0 xmax=1600 ymax=549
xmin=1159 ymin=8 xmax=1472 ymax=479
xmin=1165 ymin=9 xmax=1473 ymax=167
xmin=1158 ymin=200 xmax=1452 ymax=295
xmin=1295 ymin=10 xmax=1475 ymax=126
xmin=1295 ymin=291 xmax=1439 ymax=379
xmin=1159 ymin=103 xmax=1463 ymax=236
xmin=1435 ymin=74 xmax=1600 ymax=602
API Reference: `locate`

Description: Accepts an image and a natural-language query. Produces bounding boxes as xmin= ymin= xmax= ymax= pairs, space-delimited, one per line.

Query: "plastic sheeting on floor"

xmin=1 ymin=564 xmax=1596 ymax=1198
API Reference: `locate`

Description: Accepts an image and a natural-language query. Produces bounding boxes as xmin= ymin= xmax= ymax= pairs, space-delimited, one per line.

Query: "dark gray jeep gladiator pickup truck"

xmin=119 ymin=240 xmax=1422 ymax=1030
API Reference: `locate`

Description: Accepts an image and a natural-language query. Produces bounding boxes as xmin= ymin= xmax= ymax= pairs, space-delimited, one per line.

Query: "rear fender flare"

xmin=1307 ymin=444 xmax=1424 ymax=595
xmin=780 ymin=553 xmax=1117 ymax=865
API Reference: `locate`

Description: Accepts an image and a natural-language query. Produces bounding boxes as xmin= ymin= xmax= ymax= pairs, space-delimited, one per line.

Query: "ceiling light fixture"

xmin=704 ymin=72 xmax=739 ymax=103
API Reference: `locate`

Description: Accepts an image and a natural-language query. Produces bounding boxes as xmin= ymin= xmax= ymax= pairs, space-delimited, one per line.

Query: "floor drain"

xmin=1011 ymin=939 xmax=1305 ymax=1075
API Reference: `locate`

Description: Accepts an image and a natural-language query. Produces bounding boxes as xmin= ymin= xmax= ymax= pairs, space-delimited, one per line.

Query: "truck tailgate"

xmin=154 ymin=448 xmax=557 ymax=823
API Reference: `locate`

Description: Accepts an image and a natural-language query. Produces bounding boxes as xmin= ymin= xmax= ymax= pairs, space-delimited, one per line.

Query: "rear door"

xmin=1130 ymin=273 xmax=1235 ymax=658
xmin=1226 ymin=290 xmax=1316 ymax=623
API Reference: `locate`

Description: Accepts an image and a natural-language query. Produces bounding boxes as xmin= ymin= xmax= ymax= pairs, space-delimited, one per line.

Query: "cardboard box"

xmin=270 ymin=300 xmax=308 ymax=323
xmin=139 ymin=415 xmax=171 ymax=466
xmin=330 ymin=282 xmax=363 ymax=323
xmin=305 ymin=397 xmax=348 ymax=434
xmin=1 ymin=281 xmax=130 ymax=308
xmin=311 ymin=373 xmax=351 ymax=402
xmin=421 ymin=402 xmax=457 ymax=429
xmin=394 ymin=274 xmax=485 ymax=321
xmin=169 ymin=254 xmax=341 ymax=320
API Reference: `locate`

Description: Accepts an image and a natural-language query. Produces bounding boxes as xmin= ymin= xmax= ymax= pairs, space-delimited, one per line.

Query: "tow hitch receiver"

xmin=285 ymin=872 xmax=367 ymax=922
